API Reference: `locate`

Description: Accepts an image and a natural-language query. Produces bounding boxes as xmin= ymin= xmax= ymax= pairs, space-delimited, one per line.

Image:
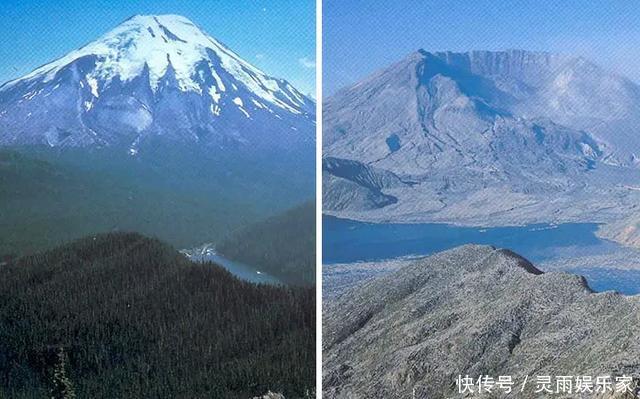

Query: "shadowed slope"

xmin=217 ymin=202 xmax=316 ymax=285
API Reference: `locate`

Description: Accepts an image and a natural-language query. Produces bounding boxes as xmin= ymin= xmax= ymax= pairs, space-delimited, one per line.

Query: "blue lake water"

xmin=567 ymin=268 xmax=640 ymax=295
xmin=323 ymin=215 xmax=640 ymax=295
xmin=186 ymin=251 xmax=282 ymax=285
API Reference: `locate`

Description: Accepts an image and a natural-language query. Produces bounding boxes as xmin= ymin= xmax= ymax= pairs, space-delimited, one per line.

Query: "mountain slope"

xmin=0 ymin=232 xmax=314 ymax=398
xmin=217 ymin=202 xmax=316 ymax=285
xmin=0 ymin=15 xmax=316 ymax=256
xmin=322 ymin=157 xmax=409 ymax=211
xmin=0 ymin=14 xmax=314 ymax=155
xmin=598 ymin=212 xmax=640 ymax=248
xmin=323 ymin=49 xmax=640 ymax=225
xmin=323 ymin=245 xmax=640 ymax=398
xmin=0 ymin=148 xmax=302 ymax=257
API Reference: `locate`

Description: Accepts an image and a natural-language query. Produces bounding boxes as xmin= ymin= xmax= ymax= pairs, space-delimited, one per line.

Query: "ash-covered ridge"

xmin=323 ymin=245 xmax=640 ymax=398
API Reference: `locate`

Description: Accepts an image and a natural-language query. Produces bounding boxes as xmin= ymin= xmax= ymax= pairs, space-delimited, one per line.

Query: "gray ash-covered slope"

xmin=0 ymin=14 xmax=314 ymax=156
xmin=598 ymin=212 xmax=640 ymax=249
xmin=323 ymin=245 xmax=640 ymax=398
xmin=323 ymin=50 xmax=640 ymax=224
xmin=322 ymin=157 xmax=409 ymax=211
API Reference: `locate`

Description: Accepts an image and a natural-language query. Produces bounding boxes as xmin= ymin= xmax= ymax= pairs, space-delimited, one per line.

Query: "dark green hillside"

xmin=217 ymin=202 xmax=315 ymax=285
xmin=0 ymin=150 xmax=69 ymax=197
xmin=0 ymin=232 xmax=315 ymax=398
xmin=0 ymin=146 xmax=314 ymax=257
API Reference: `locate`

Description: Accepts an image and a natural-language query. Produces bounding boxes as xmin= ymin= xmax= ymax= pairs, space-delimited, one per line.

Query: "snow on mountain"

xmin=0 ymin=15 xmax=314 ymax=151
xmin=323 ymin=49 xmax=640 ymax=225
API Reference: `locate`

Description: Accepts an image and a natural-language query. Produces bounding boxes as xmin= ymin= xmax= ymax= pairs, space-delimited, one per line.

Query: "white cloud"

xmin=298 ymin=56 xmax=316 ymax=69
xmin=256 ymin=54 xmax=265 ymax=60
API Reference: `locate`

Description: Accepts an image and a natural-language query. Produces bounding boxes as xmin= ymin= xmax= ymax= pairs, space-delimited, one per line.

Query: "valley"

xmin=0 ymin=146 xmax=313 ymax=258
xmin=322 ymin=4 xmax=640 ymax=398
xmin=182 ymin=243 xmax=283 ymax=285
xmin=217 ymin=202 xmax=316 ymax=285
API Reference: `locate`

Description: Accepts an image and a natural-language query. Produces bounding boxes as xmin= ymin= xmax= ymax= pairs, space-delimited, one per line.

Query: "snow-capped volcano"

xmin=0 ymin=14 xmax=314 ymax=150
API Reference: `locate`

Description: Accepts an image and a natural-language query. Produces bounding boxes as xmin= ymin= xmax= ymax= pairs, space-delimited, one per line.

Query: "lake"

xmin=182 ymin=244 xmax=281 ymax=285
xmin=323 ymin=215 xmax=640 ymax=295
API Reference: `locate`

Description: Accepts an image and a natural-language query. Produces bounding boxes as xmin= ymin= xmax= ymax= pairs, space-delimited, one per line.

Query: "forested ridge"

xmin=0 ymin=232 xmax=314 ymax=398
xmin=0 ymin=147 xmax=313 ymax=257
xmin=217 ymin=202 xmax=315 ymax=286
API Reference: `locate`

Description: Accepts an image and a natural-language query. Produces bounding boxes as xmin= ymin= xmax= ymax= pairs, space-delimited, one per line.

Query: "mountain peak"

xmin=324 ymin=46 xmax=640 ymax=222
xmin=0 ymin=14 xmax=314 ymax=148
xmin=1 ymin=14 xmax=311 ymax=115
xmin=127 ymin=13 xmax=196 ymax=24
xmin=413 ymin=48 xmax=573 ymax=72
xmin=414 ymin=48 xmax=562 ymax=58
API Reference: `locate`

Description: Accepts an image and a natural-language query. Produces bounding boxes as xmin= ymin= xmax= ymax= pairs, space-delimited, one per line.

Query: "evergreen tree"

xmin=0 ymin=232 xmax=315 ymax=398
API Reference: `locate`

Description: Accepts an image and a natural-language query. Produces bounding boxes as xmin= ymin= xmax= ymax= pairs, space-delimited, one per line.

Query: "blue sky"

xmin=324 ymin=0 xmax=640 ymax=95
xmin=0 ymin=0 xmax=316 ymax=96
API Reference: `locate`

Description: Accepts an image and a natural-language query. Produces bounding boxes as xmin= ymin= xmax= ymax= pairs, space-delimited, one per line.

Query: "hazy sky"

xmin=0 ymin=0 xmax=316 ymax=96
xmin=324 ymin=0 xmax=640 ymax=95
